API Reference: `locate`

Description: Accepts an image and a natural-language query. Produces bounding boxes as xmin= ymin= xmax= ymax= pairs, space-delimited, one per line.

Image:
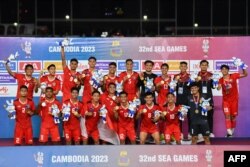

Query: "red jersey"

xmin=117 ymin=105 xmax=135 ymax=128
xmin=175 ymin=72 xmax=190 ymax=83
xmin=39 ymin=99 xmax=62 ymax=128
xmin=40 ymin=75 xmax=61 ymax=99
xmin=160 ymin=105 xmax=180 ymax=126
xmin=219 ymin=73 xmax=240 ymax=102
xmin=198 ymin=71 xmax=213 ymax=81
xmin=118 ymin=71 xmax=139 ymax=95
xmin=14 ymin=99 xmax=35 ymax=128
xmin=63 ymin=99 xmax=83 ymax=130
xmin=154 ymin=75 xmax=171 ymax=105
xmin=104 ymin=75 xmax=119 ymax=92
xmin=100 ymin=93 xmax=118 ymax=121
xmin=82 ymin=69 xmax=93 ymax=103
xmin=62 ymin=66 xmax=81 ymax=102
xmin=138 ymin=104 xmax=160 ymax=130
xmin=14 ymin=73 xmax=36 ymax=99
xmin=82 ymin=102 xmax=101 ymax=130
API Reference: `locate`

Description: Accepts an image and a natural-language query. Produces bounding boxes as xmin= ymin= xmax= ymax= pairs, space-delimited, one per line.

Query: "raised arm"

xmin=5 ymin=63 xmax=15 ymax=77
xmin=240 ymin=69 xmax=248 ymax=78
xmin=61 ymin=46 xmax=67 ymax=69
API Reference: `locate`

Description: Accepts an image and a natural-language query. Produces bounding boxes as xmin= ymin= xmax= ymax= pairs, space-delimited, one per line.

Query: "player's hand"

xmin=114 ymin=106 xmax=119 ymax=112
xmin=85 ymin=111 xmax=93 ymax=116
xmin=33 ymin=78 xmax=38 ymax=86
xmin=206 ymin=106 xmax=213 ymax=111
xmin=72 ymin=111 xmax=79 ymax=117
xmin=26 ymin=108 xmax=33 ymax=115
xmin=139 ymin=72 xmax=144 ymax=80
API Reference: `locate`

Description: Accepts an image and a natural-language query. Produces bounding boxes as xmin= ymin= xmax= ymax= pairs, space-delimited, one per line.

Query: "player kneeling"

xmin=136 ymin=92 xmax=161 ymax=144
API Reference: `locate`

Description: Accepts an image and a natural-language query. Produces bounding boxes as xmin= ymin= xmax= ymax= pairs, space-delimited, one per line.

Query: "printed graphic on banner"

xmin=0 ymin=74 xmax=16 ymax=84
xmin=96 ymin=61 xmax=113 ymax=71
xmin=18 ymin=61 xmax=42 ymax=72
xmin=43 ymin=61 xmax=64 ymax=72
xmin=0 ymin=61 xmax=17 ymax=72
xmin=0 ymin=85 xmax=17 ymax=96
xmin=117 ymin=60 xmax=140 ymax=71
xmin=166 ymin=60 xmax=189 ymax=71
xmin=110 ymin=40 xmax=123 ymax=58
xmin=189 ymin=60 xmax=214 ymax=71
xmin=141 ymin=60 xmax=164 ymax=72
xmin=214 ymin=60 xmax=238 ymax=71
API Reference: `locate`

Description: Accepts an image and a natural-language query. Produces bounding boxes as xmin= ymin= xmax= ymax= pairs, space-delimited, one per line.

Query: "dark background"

xmin=0 ymin=0 xmax=249 ymax=36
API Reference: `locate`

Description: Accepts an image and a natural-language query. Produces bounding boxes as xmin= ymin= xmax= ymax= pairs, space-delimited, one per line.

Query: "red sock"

xmin=231 ymin=120 xmax=236 ymax=128
xmin=225 ymin=119 xmax=232 ymax=129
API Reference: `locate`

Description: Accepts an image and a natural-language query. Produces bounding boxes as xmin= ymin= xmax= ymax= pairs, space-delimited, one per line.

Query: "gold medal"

xmin=195 ymin=109 xmax=199 ymax=114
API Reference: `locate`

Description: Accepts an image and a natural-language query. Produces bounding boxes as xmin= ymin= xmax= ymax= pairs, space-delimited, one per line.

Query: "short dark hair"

xmin=71 ymin=87 xmax=79 ymax=93
xmin=20 ymin=85 xmax=28 ymax=90
xmin=88 ymin=56 xmax=97 ymax=61
xmin=108 ymin=82 xmax=116 ymax=87
xmin=92 ymin=90 xmax=100 ymax=96
xmin=144 ymin=60 xmax=154 ymax=66
xmin=180 ymin=61 xmax=188 ymax=65
xmin=161 ymin=63 xmax=169 ymax=69
xmin=167 ymin=92 xmax=175 ymax=97
xmin=144 ymin=92 xmax=154 ymax=97
xmin=47 ymin=64 xmax=56 ymax=70
xmin=189 ymin=82 xmax=199 ymax=88
xmin=126 ymin=59 xmax=133 ymax=64
xmin=220 ymin=64 xmax=230 ymax=70
xmin=200 ymin=60 xmax=209 ymax=65
xmin=109 ymin=62 xmax=117 ymax=67
xmin=25 ymin=64 xmax=33 ymax=70
xmin=46 ymin=87 xmax=54 ymax=92
xmin=119 ymin=91 xmax=128 ymax=96
xmin=70 ymin=58 xmax=78 ymax=64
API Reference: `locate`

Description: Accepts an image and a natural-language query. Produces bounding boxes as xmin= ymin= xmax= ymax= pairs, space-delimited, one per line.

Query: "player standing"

xmin=103 ymin=62 xmax=119 ymax=93
xmin=218 ymin=64 xmax=247 ymax=137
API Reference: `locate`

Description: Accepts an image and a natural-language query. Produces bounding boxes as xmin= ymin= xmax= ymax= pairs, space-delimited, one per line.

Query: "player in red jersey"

xmin=136 ymin=92 xmax=161 ymax=145
xmin=5 ymin=63 xmax=38 ymax=99
xmin=37 ymin=87 xmax=62 ymax=144
xmin=160 ymin=93 xmax=181 ymax=145
xmin=80 ymin=56 xmax=100 ymax=104
xmin=114 ymin=91 xmax=136 ymax=144
xmin=100 ymin=82 xmax=119 ymax=132
xmin=103 ymin=62 xmax=119 ymax=93
xmin=154 ymin=63 xmax=171 ymax=106
xmin=63 ymin=87 xmax=83 ymax=145
xmin=218 ymin=64 xmax=248 ymax=137
xmin=38 ymin=64 xmax=61 ymax=100
xmin=81 ymin=90 xmax=101 ymax=145
xmin=12 ymin=85 xmax=35 ymax=145
xmin=61 ymin=46 xmax=81 ymax=102
xmin=118 ymin=59 xmax=139 ymax=101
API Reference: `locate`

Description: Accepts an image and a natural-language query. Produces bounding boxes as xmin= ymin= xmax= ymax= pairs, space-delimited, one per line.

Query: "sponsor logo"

xmin=96 ymin=61 xmax=112 ymax=71
xmin=0 ymin=86 xmax=9 ymax=95
xmin=189 ymin=60 xmax=214 ymax=71
xmin=214 ymin=60 xmax=237 ymax=71
xmin=166 ymin=60 xmax=188 ymax=71
xmin=0 ymin=74 xmax=16 ymax=84
xmin=43 ymin=61 xmax=63 ymax=72
xmin=0 ymin=61 xmax=17 ymax=72
xmin=18 ymin=61 xmax=42 ymax=72
xmin=117 ymin=60 xmax=140 ymax=71
xmin=141 ymin=60 xmax=164 ymax=71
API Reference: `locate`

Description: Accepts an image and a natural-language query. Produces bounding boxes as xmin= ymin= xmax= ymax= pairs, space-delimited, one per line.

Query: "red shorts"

xmin=14 ymin=125 xmax=33 ymax=145
xmin=140 ymin=126 xmax=158 ymax=134
xmin=39 ymin=125 xmax=60 ymax=143
xmin=118 ymin=126 xmax=136 ymax=141
xmin=223 ymin=100 xmax=238 ymax=116
xmin=158 ymin=120 xmax=166 ymax=134
xmin=164 ymin=124 xmax=181 ymax=142
xmin=82 ymin=129 xmax=99 ymax=141
xmin=64 ymin=126 xmax=81 ymax=142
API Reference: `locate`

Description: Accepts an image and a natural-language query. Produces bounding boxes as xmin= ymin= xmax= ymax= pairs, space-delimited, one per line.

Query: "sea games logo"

xmin=0 ymin=86 xmax=8 ymax=95
xmin=110 ymin=40 xmax=123 ymax=58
